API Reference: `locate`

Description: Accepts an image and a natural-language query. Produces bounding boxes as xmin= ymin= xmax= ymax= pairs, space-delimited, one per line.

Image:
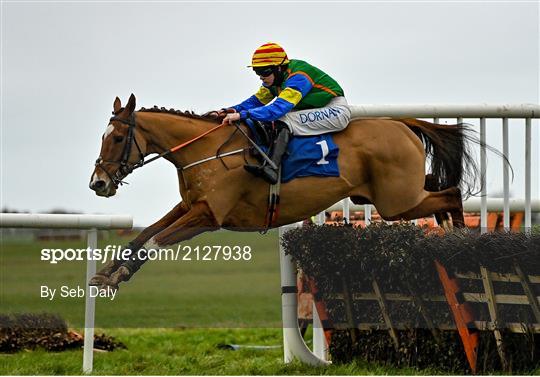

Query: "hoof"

xmin=89 ymin=266 xmax=131 ymax=291
xmin=108 ymin=266 xmax=131 ymax=286
xmin=89 ymin=274 xmax=109 ymax=287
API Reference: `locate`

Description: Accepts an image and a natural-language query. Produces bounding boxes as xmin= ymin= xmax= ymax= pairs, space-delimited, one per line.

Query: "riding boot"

xmin=245 ymin=122 xmax=291 ymax=184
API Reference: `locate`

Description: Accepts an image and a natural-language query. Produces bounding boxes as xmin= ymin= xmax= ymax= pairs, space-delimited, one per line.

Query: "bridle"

xmin=94 ymin=112 xmax=145 ymax=188
xmin=94 ymin=111 xmax=234 ymax=190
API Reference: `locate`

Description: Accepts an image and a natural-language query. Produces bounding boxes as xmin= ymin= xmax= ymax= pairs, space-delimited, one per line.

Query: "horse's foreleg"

xmin=90 ymin=202 xmax=189 ymax=287
xmin=105 ymin=201 xmax=220 ymax=288
xmin=150 ymin=201 xmax=220 ymax=246
xmin=130 ymin=201 xmax=191 ymax=250
xmin=384 ymin=187 xmax=464 ymax=228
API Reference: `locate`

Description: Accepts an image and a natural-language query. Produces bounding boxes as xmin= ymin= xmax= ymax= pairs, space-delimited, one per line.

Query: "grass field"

xmin=1 ymin=327 xmax=446 ymax=375
xmin=0 ymin=229 xmax=532 ymax=375
xmin=2 ymin=230 xmax=283 ymax=328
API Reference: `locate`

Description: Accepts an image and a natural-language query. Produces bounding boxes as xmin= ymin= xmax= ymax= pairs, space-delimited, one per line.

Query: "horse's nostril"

xmin=90 ymin=180 xmax=106 ymax=190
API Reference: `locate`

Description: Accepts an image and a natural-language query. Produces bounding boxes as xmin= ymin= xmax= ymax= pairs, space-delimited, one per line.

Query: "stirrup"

xmin=244 ymin=163 xmax=279 ymax=184
xmin=244 ymin=164 xmax=262 ymax=174
xmin=259 ymin=165 xmax=279 ymax=184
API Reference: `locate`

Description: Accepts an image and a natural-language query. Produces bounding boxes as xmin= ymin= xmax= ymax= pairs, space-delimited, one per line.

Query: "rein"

xmin=95 ymin=112 xmax=229 ymax=188
xmin=144 ymin=120 xmax=227 ymax=166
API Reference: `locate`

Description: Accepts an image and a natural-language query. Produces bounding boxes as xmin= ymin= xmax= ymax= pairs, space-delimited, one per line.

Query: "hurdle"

xmin=280 ymin=103 xmax=539 ymax=365
xmin=0 ymin=213 xmax=133 ymax=373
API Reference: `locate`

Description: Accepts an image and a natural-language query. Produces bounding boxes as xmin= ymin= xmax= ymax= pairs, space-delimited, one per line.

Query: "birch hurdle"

xmin=280 ymin=103 xmax=539 ymax=365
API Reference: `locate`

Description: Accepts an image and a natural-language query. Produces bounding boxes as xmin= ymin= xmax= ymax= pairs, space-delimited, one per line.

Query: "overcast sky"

xmin=1 ymin=1 xmax=539 ymax=226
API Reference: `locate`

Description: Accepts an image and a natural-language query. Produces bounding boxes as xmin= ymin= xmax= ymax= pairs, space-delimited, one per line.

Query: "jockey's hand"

xmin=205 ymin=108 xmax=236 ymax=119
xmin=221 ymin=112 xmax=241 ymax=125
xmin=216 ymin=108 xmax=236 ymax=117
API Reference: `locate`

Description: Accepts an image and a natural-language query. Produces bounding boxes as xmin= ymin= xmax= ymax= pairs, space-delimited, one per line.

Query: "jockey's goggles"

xmin=253 ymin=66 xmax=275 ymax=77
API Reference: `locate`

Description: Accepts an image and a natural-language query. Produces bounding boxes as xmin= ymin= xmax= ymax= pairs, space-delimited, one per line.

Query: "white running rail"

xmin=0 ymin=213 xmax=133 ymax=374
xmin=349 ymin=103 xmax=539 ymax=231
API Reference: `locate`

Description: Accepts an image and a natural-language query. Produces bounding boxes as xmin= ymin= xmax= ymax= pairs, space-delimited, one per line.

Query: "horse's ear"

xmin=126 ymin=93 xmax=136 ymax=114
xmin=113 ymin=97 xmax=122 ymax=114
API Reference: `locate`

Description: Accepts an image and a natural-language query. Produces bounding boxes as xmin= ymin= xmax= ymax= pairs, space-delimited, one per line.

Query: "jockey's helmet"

xmin=249 ymin=42 xmax=290 ymax=68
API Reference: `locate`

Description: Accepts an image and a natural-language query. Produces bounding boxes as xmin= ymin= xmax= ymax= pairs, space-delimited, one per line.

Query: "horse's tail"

xmin=399 ymin=118 xmax=508 ymax=199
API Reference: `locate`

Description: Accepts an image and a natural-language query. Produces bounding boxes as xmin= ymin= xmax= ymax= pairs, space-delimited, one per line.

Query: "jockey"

xmin=219 ymin=42 xmax=351 ymax=184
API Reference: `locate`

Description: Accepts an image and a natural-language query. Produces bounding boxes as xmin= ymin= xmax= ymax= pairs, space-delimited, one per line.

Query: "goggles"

xmin=253 ymin=66 xmax=274 ymax=77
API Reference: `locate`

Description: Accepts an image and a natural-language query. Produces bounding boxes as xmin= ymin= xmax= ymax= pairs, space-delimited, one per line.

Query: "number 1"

xmin=316 ymin=140 xmax=329 ymax=165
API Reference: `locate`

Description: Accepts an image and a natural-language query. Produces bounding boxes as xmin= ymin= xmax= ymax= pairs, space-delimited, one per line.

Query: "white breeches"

xmin=279 ymin=96 xmax=351 ymax=136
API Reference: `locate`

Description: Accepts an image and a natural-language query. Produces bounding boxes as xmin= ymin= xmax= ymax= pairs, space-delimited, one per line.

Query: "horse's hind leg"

xmin=384 ymin=186 xmax=464 ymax=228
xmin=424 ymin=174 xmax=449 ymax=226
xmin=424 ymin=175 xmax=465 ymax=229
xmin=448 ymin=187 xmax=465 ymax=228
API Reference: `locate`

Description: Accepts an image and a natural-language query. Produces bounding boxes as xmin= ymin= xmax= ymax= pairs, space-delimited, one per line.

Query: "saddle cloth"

xmin=244 ymin=119 xmax=340 ymax=183
xmin=281 ymin=134 xmax=340 ymax=183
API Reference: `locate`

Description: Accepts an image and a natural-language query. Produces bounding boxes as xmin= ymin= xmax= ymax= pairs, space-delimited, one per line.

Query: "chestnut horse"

xmin=89 ymin=94 xmax=479 ymax=289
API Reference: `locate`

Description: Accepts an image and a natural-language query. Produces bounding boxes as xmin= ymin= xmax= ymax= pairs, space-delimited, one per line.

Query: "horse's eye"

xmin=114 ymin=135 xmax=124 ymax=143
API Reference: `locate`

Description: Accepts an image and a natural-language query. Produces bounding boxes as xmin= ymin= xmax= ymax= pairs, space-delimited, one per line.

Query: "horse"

xmin=89 ymin=94 xmax=480 ymax=289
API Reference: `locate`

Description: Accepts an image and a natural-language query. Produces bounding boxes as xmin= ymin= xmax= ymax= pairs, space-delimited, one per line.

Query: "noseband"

xmin=94 ymin=113 xmax=145 ymax=188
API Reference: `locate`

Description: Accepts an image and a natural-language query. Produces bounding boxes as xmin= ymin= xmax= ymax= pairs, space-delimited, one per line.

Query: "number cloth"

xmin=281 ymin=134 xmax=340 ymax=182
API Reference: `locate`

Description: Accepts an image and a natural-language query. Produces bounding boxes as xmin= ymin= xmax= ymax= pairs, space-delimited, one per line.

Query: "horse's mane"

xmin=137 ymin=106 xmax=220 ymax=123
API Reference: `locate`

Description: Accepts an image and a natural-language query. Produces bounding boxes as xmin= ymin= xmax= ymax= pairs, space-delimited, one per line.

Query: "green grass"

xmin=0 ymin=328 xmax=443 ymax=375
xmin=2 ymin=230 xmax=534 ymax=375
xmin=1 ymin=230 xmax=282 ymax=328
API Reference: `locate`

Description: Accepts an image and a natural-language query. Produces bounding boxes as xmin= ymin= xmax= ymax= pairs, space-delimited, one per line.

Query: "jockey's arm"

xmin=238 ymin=74 xmax=313 ymax=122
xmin=230 ymin=86 xmax=275 ymax=112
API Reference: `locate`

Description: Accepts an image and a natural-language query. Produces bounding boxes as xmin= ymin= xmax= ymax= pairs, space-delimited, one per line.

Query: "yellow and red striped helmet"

xmin=249 ymin=42 xmax=290 ymax=67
